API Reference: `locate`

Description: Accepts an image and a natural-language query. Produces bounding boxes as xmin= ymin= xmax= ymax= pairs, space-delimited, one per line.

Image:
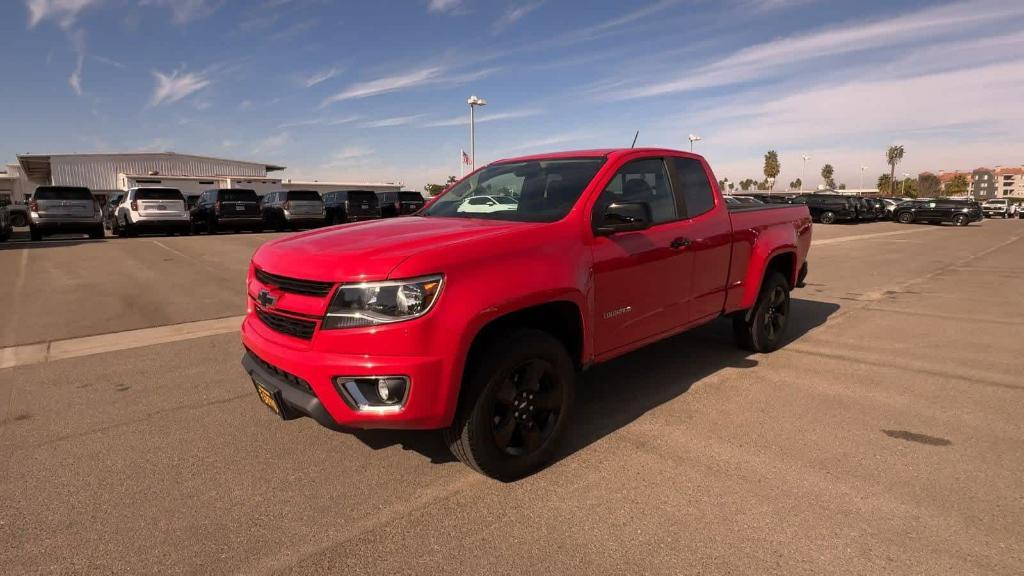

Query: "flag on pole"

xmin=461 ymin=150 xmax=471 ymax=165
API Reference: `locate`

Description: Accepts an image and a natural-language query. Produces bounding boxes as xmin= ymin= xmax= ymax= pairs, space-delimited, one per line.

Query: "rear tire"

xmin=819 ymin=211 xmax=836 ymax=225
xmin=206 ymin=218 xmax=217 ymax=235
xmin=444 ymin=329 xmax=576 ymax=481
xmin=733 ymin=271 xmax=791 ymax=353
xmin=10 ymin=213 xmax=27 ymax=228
xmin=954 ymin=214 xmax=969 ymax=227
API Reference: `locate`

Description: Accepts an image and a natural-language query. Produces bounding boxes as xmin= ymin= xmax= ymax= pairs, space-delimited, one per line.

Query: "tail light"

xmin=29 ymin=200 xmax=38 ymax=212
xmin=130 ymin=200 xmax=138 ymax=211
xmin=283 ymin=201 xmax=292 ymax=211
xmin=215 ymin=201 xmax=222 ymax=215
xmin=394 ymin=201 xmax=400 ymax=211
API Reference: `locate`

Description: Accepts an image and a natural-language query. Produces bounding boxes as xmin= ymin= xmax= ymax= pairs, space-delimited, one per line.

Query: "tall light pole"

xmin=688 ymin=134 xmax=702 ymax=152
xmin=801 ymin=155 xmax=811 ymax=191
xmin=860 ymin=166 xmax=867 ymax=195
xmin=901 ymin=172 xmax=910 ymax=197
xmin=467 ymin=95 xmax=487 ymax=172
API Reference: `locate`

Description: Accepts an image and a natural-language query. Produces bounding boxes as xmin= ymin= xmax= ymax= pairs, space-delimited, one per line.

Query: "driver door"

xmin=590 ymin=157 xmax=693 ymax=357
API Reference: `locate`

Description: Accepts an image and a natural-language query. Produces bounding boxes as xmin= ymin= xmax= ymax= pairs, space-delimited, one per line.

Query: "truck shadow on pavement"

xmin=352 ymin=298 xmax=840 ymax=470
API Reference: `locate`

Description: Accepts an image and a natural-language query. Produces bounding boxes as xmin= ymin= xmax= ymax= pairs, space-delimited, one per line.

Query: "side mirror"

xmin=596 ymin=201 xmax=652 ymax=235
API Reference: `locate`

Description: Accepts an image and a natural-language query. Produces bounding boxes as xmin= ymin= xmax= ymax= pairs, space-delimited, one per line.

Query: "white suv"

xmin=113 ymin=187 xmax=190 ymax=237
xmin=981 ymin=198 xmax=1010 ymax=218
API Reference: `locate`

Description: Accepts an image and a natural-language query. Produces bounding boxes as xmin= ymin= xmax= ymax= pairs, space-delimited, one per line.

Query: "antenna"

xmin=630 ymin=130 xmax=639 ymax=148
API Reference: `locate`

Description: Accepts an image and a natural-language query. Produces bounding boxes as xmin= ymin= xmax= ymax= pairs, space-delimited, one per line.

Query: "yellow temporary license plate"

xmin=254 ymin=381 xmax=280 ymax=415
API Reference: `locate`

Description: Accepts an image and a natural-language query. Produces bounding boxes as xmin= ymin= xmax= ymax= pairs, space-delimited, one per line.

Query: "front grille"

xmin=255 ymin=268 xmax=334 ymax=297
xmin=246 ymin=348 xmax=313 ymax=394
xmin=256 ymin=308 xmax=317 ymax=340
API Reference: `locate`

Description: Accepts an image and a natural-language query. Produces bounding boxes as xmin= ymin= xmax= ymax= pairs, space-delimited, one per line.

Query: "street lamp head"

xmin=467 ymin=95 xmax=487 ymax=106
xmin=688 ymin=134 xmax=702 ymax=143
xmin=802 ymin=154 xmax=811 ymax=161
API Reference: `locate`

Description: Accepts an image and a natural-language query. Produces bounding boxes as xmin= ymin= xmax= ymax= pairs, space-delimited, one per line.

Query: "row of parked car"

xmin=0 ymin=186 xmax=426 ymax=241
xmin=725 ymin=192 xmax=987 ymax=226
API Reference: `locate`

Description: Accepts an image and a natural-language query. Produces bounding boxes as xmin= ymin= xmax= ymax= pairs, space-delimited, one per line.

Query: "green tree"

xmin=918 ymin=173 xmax=941 ymax=197
xmin=793 ymin=177 xmax=802 ymax=190
xmin=821 ymin=164 xmax=836 ymax=189
xmin=423 ymin=183 xmax=446 ymax=196
xmin=877 ymin=174 xmax=894 ymax=196
xmin=946 ymin=174 xmax=969 ymax=197
xmin=739 ymin=178 xmax=753 ymax=191
xmin=837 ymin=183 xmax=847 ymax=190
xmin=446 ymin=175 xmax=458 ymax=186
xmin=756 ymin=179 xmax=770 ymax=191
xmin=763 ymin=150 xmax=780 ymax=191
xmin=899 ymin=177 xmax=919 ymax=198
xmin=886 ymin=145 xmax=905 ymax=196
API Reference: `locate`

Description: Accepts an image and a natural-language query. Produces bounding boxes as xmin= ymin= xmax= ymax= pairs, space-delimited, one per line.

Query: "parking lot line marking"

xmin=812 ymin=227 xmax=941 ymax=246
xmin=0 ymin=315 xmax=245 ymax=369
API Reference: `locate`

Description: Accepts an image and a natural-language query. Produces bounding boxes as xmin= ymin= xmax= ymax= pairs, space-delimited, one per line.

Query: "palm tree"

xmin=821 ymin=164 xmax=835 ymax=189
xmin=886 ymin=145 xmax=905 ymax=197
xmin=877 ymin=174 xmax=893 ymax=196
xmin=763 ymin=150 xmax=780 ymax=192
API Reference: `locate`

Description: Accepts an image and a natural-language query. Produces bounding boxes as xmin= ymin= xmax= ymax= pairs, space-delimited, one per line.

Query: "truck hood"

xmin=252 ymin=216 xmax=540 ymax=281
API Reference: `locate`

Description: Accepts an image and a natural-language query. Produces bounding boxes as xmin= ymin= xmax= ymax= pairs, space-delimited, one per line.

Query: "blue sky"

xmin=2 ymin=0 xmax=1023 ymax=189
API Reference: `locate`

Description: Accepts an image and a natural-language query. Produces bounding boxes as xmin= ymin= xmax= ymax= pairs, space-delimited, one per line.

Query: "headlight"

xmin=322 ymin=275 xmax=443 ymax=329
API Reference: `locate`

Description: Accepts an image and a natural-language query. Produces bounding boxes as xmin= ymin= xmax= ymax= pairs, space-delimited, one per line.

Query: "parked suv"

xmin=790 ymin=194 xmax=857 ymax=224
xmin=190 ymin=188 xmax=263 ymax=234
xmin=894 ymin=199 xmax=982 ymax=226
xmin=261 ymin=190 xmax=326 ymax=230
xmin=982 ymin=199 xmax=1010 ymax=218
xmin=377 ymin=191 xmax=426 ymax=218
xmin=0 ymin=203 xmax=11 ymax=241
xmin=112 ymin=187 xmax=190 ymax=237
xmin=323 ymin=190 xmax=380 ymax=224
xmin=28 ymin=186 xmax=104 ymax=240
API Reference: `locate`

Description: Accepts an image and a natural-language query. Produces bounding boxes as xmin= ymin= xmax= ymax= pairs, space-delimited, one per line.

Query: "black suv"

xmin=190 ymin=188 xmax=263 ymax=234
xmin=323 ymin=190 xmax=380 ymax=224
xmin=0 ymin=202 xmax=11 ymax=242
xmin=261 ymin=190 xmax=326 ymax=230
xmin=790 ymin=194 xmax=858 ymax=224
xmin=893 ymin=199 xmax=982 ymax=226
xmin=377 ymin=191 xmax=426 ymax=218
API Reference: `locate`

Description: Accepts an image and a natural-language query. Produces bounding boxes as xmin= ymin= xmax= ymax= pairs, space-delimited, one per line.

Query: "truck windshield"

xmin=423 ymin=158 xmax=606 ymax=222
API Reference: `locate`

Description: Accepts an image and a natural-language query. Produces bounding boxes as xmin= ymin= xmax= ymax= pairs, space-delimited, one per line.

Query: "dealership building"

xmin=0 ymin=151 xmax=401 ymax=206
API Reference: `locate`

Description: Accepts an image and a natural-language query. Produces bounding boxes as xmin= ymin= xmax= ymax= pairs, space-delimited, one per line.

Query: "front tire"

xmin=897 ymin=211 xmax=914 ymax=224
xmin=954 ymin=214 xmax=969 ymax=227
xmin=733 ymin=271 xmax=791 ymax=353
xmin=819 ymin=211 xmax=836 ymax=225
xmin=444 ymin=329 xmax=576 ymax=481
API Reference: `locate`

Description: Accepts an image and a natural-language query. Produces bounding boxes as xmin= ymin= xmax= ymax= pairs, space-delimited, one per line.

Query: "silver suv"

xmin=29 ymin=186 xmax=104 ymax=241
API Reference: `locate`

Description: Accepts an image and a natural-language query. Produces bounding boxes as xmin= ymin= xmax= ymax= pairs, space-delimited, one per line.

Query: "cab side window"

xmin=671 ymin=157 xmax=715 ymax=218
xmin=594 ymin=158 xmax=677 ymax=225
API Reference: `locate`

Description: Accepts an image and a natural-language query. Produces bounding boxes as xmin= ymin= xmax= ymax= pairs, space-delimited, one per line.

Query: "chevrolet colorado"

xmin=241 ymin=148 xmax=812 ymax=480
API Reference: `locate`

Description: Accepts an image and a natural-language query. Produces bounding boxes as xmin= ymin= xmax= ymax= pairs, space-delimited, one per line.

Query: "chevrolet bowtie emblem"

xmin=257 ymin=289 xmax=278 ymax=308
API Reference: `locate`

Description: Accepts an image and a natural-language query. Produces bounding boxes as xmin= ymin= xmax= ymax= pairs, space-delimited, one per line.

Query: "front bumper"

xmin=240 ymin=314 xmax=453 ymax=430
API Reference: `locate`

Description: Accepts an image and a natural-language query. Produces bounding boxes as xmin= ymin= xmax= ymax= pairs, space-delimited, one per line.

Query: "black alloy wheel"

xmin=954 ymin=214 xmax=969 ymax=227
xmin=820 ymin=211 xmax=837 ymax=225
xmin=897 ymin=211 xmax=914 ymax=224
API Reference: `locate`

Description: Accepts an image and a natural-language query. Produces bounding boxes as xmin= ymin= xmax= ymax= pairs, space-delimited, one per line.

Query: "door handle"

xmin=670 ymin=237 xmax=692 ymax=249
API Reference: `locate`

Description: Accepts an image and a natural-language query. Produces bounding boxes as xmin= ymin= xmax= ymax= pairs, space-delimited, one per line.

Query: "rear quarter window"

xmin=671 ymin=158 xmax=715 ymax=218
xmin=34 ymin=187 xmax=93 ymax=200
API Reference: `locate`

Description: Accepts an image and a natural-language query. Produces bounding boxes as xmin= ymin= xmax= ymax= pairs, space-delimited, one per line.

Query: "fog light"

xmin=334 ymin=376 xmax=409 ymax=412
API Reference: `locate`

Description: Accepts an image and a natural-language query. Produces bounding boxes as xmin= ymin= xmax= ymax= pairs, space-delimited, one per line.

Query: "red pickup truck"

xmin=241 ymin=148 xmax=812 ymax=479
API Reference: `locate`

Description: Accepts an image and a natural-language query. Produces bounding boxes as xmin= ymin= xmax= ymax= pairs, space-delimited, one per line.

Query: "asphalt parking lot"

xmin=2 ymin=219 xmax=1023 ymax=575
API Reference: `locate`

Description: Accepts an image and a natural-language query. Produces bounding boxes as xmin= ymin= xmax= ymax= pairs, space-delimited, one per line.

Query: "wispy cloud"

xmin=140 ymin=0 xmax=223 ymax=24
xmin=67 ymin=28 xmax=85 ymax=95
xmin=602 ymin=0 xmax=1024 ymax=101
xmin=362 ymin=114 xmax=425 ymax=128
xmin=252 ymin=132 xmax=290 ymax=154
xmin=277 ymin=115 xmax=361 ymax=129
xmin=427 ymin=0 xmax=463 ymax=14
xmin=303 ymin=66 xmax=341 ymax=88
xmin=149 ymin=68 xmax=212 ymax=106
xmin=26 ymin=0 xmax=102 ymax=29
xmin=333 ymin=146 xmax=374 ymax=162
xmin=321 ymin=64 xmax=495 ymax=105
xmin=422 ymin=109 xmax=541 ymax=127
xmin=494 ymin=1 xmax=543 ymax=31
xmin=744 ymin=0 xmax=816 ymax=11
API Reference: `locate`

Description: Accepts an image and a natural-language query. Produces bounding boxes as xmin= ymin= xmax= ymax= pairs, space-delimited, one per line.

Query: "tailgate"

xmin=222 ymin=201 xmax=260 ymax=218
xmin=288 ymin=200 xmax=323 ymax=215
xmin=37 ymin=198 xmax=94 ymax=218
xmin=138 ymin=199 xmax=186 ymax=216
